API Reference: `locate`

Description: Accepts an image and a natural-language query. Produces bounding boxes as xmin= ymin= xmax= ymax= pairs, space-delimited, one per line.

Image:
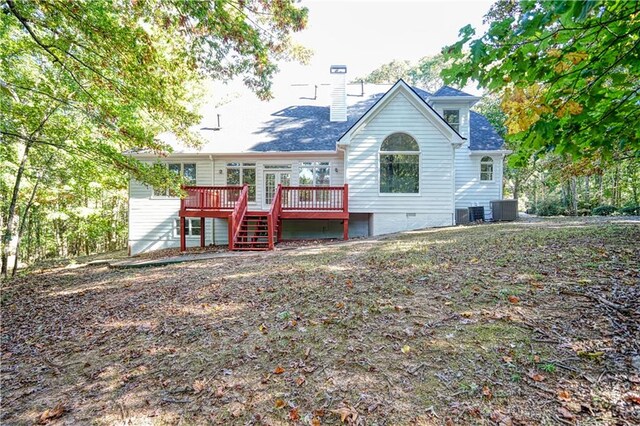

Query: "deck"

xmin=178 ymin=184 xmax=349 ymax=251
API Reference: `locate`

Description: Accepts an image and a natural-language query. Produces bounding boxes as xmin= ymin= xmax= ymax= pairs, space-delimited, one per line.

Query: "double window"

xmin=174 ymin=218 xmax=201 ymax=236
xmin=443 ymin=109 xmax=460 ymax=132
xmin=226 ymin=163 xmax=256 ymax=202
xmin=154 ymin=163 xmax=196 ymax=197
xmin=299 ymin=162 xmax=331 ymax=202
xmin=480 ymin=156 xmax=494 ymax=181
xmin=379 ymin=133 xmax=420 ymax=194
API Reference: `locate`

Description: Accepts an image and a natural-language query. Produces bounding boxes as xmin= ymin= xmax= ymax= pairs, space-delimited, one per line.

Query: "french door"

xmin=263 ymin=171 xmax=290 ymax=209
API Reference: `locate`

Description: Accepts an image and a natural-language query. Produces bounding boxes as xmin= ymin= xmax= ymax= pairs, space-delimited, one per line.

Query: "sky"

xmin=271 ymin=0 xmax=493 ymax=93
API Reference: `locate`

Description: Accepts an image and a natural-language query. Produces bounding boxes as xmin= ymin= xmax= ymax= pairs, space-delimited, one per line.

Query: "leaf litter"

xmin=1 ymin=218 xmax=639 ymax=424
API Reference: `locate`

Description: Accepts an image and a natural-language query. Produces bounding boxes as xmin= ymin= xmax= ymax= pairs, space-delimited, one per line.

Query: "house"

xmin=128 ymin=65 xmax=509 ymax=255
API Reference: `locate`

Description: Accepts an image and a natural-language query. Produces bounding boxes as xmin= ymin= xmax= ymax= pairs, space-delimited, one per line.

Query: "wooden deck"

xmin=179 ymin=184 xmax=349 ymax=251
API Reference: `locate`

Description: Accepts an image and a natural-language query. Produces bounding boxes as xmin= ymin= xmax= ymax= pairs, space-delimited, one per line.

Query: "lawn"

xmin=1 ymin=219 xmax=639 ymax=425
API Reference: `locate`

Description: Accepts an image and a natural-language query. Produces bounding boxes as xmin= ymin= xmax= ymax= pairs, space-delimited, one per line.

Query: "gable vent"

xmin=330 ymin=65 xmax=347 ymax=122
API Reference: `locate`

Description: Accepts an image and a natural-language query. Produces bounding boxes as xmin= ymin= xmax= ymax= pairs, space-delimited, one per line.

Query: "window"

xmin=226 ymin=163 xmax=256 ymax=202
xmin=379 ymin=133 xmax=419 ymax=193
xmin=443 ymin=109 xmax=460 ymax=132
xmin=299 ymin=162 xmax=330 ymax=186
xmin=299 ymin=162 xmax=331 ymax=202
xmin=153 ymin=163 xmax=196 ymax=197
xmin=174 ymin=218 xmax=201 ymax=236
xmin=480 ymin=156 xmax=494 ymax=181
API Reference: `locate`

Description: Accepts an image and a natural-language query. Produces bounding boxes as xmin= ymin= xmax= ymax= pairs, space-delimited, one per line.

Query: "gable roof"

xmin=338 ymin=79 xmax=465 ymax=145
xmin=152 ymin=81 xmax=503 ymax=155
xmin=432 ymin=85 xmax=475 ymax=97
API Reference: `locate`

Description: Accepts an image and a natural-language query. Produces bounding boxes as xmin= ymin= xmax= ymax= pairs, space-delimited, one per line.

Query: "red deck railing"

xmin=281 ymin=186 xmax=348 ymax=211
xmin=228 ymin=185 xmax=249 ymax=250
xmin=268 ymin=185 xmax=283 ymax=249
xmin=181 ymin=186 xmax=244 ymax=211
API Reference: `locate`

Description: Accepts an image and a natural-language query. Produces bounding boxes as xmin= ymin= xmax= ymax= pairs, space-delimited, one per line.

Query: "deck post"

xmin=180 ymin=216 xmax=186 ymax=251
xmin=200 ymin=217 xmax=205 ymax=248
xmin=228 ymin=216 xmax=234 ymax=250
xmin=343 ymin=184 xmax=349 ymax=240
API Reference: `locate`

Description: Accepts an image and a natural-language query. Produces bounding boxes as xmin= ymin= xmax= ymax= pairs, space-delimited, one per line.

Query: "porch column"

xmin=180 ymin=217 xmax=186 ymax=251
xmin=200 ymin=217 xmax=205 ymax=248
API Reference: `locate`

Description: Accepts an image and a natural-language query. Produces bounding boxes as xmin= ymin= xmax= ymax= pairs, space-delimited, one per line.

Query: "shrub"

xmin=619 ymin=205 xmax=640 ymax=216
xmin=591 ymin=205 xmax=617 ymax=216
xmin=531 ymin=198 xmax=566 ymax=216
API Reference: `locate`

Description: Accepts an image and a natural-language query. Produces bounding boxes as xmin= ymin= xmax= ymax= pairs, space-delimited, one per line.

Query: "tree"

xmin=0 ymin=0 xmax=308 ymax=277
xmin=354 ymin=54 xmax=449 ymax=92
xmin=442 ymin=0 xmax=640 ymax=164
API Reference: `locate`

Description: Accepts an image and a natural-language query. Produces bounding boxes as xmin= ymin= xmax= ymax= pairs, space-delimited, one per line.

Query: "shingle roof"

xmin=469 ymin=111 xmax=505 ymax=150
xmin=156 ymin=82 xmax=503 ymax=154
xmin=432 ymin=85 xmax=475 ymax=97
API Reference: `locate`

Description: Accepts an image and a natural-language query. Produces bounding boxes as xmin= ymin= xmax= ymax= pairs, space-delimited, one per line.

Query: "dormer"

xmin=428 ymin=86 xmax=480 ymax=141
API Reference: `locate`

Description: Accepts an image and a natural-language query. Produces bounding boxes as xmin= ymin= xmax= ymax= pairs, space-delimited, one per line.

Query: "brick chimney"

xmin=330 ymin=65 xmax=347 ymax=122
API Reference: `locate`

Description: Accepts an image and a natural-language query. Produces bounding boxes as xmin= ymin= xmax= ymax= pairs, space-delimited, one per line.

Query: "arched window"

xmin=480 ymin=156 xmax=494 ymax=181
xmin=379 ymin=133 xmax=420 ymax=193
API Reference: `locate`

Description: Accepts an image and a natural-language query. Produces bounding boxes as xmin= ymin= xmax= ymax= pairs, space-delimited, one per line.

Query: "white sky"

xmin=272 ymin=0 xmax=493 ymax=93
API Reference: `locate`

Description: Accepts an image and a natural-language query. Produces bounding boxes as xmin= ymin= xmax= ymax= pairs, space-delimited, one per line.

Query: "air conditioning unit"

xmin=491 ymin=199 xmax=518 ymax=221
xmin=455 ymin=208 xmax=469 ymax=225
xmin=468 ymin=206 xmax=485 ymax=222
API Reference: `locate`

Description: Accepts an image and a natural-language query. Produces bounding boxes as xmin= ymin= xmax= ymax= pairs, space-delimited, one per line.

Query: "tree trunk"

xmin=1 ymin=141 xmax=31 ymax=278
xmin=12 ymin=175 xmax=41 ymax=277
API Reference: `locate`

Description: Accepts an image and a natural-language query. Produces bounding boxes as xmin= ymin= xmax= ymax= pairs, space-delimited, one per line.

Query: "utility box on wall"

xmin=491 ymin=199 xmax=518 ymax=221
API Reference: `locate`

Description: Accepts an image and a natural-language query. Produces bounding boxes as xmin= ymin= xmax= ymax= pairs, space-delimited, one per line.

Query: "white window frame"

xmin=443 ymin=109 xmax=460 ymax=133
xmin=480 ymin=156 xmax=494 ymax=182
xmin=378 ymin=132 xmax=421 ymax=196
xmin=152 ymin=163 xmax=196 ymax=198
xmin=174 ymin=218 xmax=201 ymax=237
xmin=298 ymin=161 xmax=331 ymax=186
xmin=226 ymin=163 xmax=256 ymax=202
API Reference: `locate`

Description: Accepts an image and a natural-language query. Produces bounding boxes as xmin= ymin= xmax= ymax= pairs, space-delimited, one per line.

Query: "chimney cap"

xmin=330 ymin=65 xmax=347 ymax=74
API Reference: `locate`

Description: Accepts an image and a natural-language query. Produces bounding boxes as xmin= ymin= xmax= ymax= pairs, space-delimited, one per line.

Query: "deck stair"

xmin=232 ymin=212 xmax=275 ymax=251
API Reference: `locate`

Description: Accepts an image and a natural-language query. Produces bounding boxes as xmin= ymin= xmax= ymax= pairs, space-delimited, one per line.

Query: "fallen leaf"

xmin=295 ymin=375 xmax=306 ymax=386
xmin=275 ymin=399 xmax=286 ymax=409
xmin=461 ymin=311 xmax=473 ymax=318
xmin=273 ymin=366 xmax=285 ymax=374
xmin=305 ymin=347 xmax=312 ymax=359
xmin=345 ymin=279 xmax=353 ymax=288
xmin=557 ymin=406 xmax=574 ymax=420
xmin=289 ymin=407 xmax=300 ymax=421
xmin=623 ymin=392 xmax=640 ymax=405
xmin=258 ymin=323 xmax=268 ymax=334
xmin=508 ymin=295 xmax=520 ymax=304
xmin=502 ymin=356 xmax=513 ymax=363
xmin=557 ymin=389 xmax=572 ymax=402
xmin=192 ymin=379 xmax=207 ymax=394
xmin=311 ymin=417 xmax=321 ymax=426
xmin=490 ymin=410 xmax=512 ymax=426
xmin=331 ymin=405 xmax=358 ymax=423
xmin=482 ymin=385 xmax=493 ymax=399
xmin=401 ymin=345 xmax=411 ymax=354
xmin=37 ymin=403 xmax=66 ymax=424
xmin=533 ymin=355 xmax=541 ymax=363
xmin=215 ymin=386 xmax=224 ymax=398
xmin=529 ymin=372 xmax=545 ymax=382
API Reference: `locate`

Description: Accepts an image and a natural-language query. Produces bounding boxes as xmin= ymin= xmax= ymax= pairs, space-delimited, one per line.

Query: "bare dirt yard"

xmin=1 ymin=218 xmax=639 ymax=425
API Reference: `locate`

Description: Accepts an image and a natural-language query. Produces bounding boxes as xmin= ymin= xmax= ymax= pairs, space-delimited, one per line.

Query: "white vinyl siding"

xmin=346 ymin=91 xmax=455 ymax=220
xmin=128 ymin=159 xmax=214 ymax=255
xmin=454 ymin=149 xmax=503 ymax=219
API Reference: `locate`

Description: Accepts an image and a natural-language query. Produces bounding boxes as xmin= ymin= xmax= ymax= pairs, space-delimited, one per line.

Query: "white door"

xmin=263 ymin=171 xmax=291 ymax=209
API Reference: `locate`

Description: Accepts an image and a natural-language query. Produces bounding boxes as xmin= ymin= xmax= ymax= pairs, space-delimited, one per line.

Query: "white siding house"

xmin=128 ymin=67 xmax=508 ymax=255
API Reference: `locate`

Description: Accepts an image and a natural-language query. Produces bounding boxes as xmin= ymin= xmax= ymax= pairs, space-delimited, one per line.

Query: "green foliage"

xmin=354 ymin=54 xmax=450 ymax=92
xmin=619 ymin=205 xmax=640 ymax=216
xmin=528 ymin=198 xmax=566 ymax=217
xmin=442 ymin=0 xmax=640 ymax=163
xmin=591 ymin=205 xmax=618 ymax=216
xmin=0 ymin=0 xmax=308 ymax=273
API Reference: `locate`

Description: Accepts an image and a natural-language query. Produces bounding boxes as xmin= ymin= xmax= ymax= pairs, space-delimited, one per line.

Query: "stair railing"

xmin=228 ymin=184 xmax=249 ymax=250
xmin=267 ymin=184 xmax=282 ymax=249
